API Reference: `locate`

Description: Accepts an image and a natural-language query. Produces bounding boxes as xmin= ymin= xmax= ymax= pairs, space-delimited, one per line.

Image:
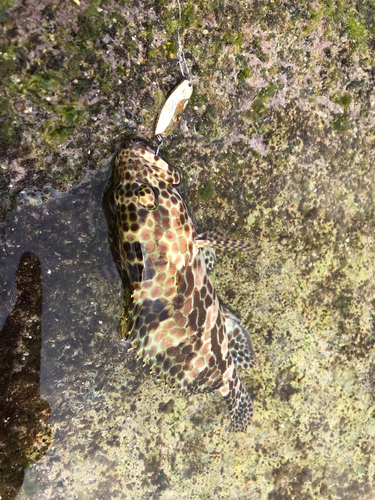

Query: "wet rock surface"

xmin=0 ymin=0 xmax=375 ymax=498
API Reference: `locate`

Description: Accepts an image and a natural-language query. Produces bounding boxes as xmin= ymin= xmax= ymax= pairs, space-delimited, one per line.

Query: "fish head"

xmin=113 ymin=142 xmax=190 ymax=284
xmin=114 ymin=142 xmax=180 ymax=188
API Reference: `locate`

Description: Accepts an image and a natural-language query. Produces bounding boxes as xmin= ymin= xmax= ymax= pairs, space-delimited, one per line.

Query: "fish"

xmin=154 ymin=79 xmax=193 ymax=138
xmin=112 ymin=141 xmax=256 ymax=432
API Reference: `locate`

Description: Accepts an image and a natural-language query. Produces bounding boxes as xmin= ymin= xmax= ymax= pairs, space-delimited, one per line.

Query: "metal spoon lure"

xmin=154 ymin=0 xmax=193 ymax=155
xmin=154 ymin=79 xmax=193 ymax=139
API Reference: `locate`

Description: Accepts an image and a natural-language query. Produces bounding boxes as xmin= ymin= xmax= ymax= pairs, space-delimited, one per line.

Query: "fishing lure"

xmin=154 ymin=79 xmax=193 ymax=138
xmin=153 ymin=0 xmax=193 ymax=154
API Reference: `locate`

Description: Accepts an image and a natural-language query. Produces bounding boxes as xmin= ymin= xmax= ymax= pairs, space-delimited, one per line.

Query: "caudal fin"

xmin=221 ymin=379 xmax=254 ymax=432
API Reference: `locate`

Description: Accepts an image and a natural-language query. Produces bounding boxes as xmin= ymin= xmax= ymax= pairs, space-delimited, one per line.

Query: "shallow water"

xmin=0 ymin=159 xmax=136 ymax=499
xmin=1 ymin=150 xmax=375 ymax=499
xmin=1 ymin=156 xmax=261 ymax=500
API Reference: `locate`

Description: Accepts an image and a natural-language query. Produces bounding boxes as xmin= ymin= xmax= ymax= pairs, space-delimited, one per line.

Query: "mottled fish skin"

xmin=113 ymin=142 xmax=256 ymax=432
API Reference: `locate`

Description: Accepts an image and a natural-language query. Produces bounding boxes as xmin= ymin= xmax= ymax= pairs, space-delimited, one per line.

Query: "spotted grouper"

xmin=113 ymin=141 xmax=256 ymax=432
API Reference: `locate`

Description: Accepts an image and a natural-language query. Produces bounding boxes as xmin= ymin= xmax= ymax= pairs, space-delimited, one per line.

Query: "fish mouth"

xmin=128 ymin=140 xmax=156 ymax=155
xmin=119 ymin=138 xmax=180 ymax=184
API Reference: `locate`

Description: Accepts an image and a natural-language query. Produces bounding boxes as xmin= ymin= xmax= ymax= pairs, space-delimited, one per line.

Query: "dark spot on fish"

xmin=159 ymin=206 xmax=169 ymax=217
xmin=196 ymin=327 xmax=203 ymax=339
xmin=218 ymin=328 xmax=224 ymax=343
xmin=143 ymin=267 xmax=156 ymax=280
xmin=176 ymin=354 xmax=185 ymax=363
xmin=197 ymin=303 xmax=206 ymax=328
xmin=188 ymin=309 xmax=197 ymax=329
xmin=196 ymin=367 xmax=207 ymax=381
xmin=210 ymin=326 xmax=222 ymax=361
xmin=172 ymin=296 xmax=184 ymax=310
xmin=205 ymin=295 xmax=213 ymax=308
xmin=139 ymin=326 xmax=147 ymax=338
xmin=156 ymin=256 xmax=168 ymax=270
xmin=162 ymin=218 xmax=171 ymax=229
xmin=177 ymin=274 xmax=187 ymax=294
xmin=155 ymin=352 xmax=165 ymax=365
xmin=194 ymin=339 xmax=203 ymax=351
xmin=170 ymin=365 xmax=180 ymax=377
xmin=167 ymin=346 xmax=180 ymax=357
xmin=186 ymin=352 xmax=196 ymax=362
xmin=138 ymin=209 xmax=148 ymax=218
xmin=149 ymin=321 xmax=159 ymax=331
xmin=185 ymin=266 xmax=195 ymax=296
xmin=152 ymin=299 xmax=166 ymax=313
xmin=145 ymin=313 xmax=157 ymax=324
xmin=182 ymin=345 xmax=192 ymax=355
xmin=159 ymin=309 xmax=170 ymax=322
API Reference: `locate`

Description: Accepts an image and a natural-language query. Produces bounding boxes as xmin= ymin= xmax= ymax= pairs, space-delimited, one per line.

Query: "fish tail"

xmin=222 ymin=378 xmax=253 ymax=432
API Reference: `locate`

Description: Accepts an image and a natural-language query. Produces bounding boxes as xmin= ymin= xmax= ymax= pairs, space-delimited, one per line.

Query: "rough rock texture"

xmin=0 ymin=0 xmax=375 ymax=499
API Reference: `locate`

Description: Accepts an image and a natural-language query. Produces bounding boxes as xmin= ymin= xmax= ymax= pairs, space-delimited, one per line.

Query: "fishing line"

xmin=176 ymin=0 xmax=192 ymax=82
xmin=153 ymin=0 xmax=193 ymax=155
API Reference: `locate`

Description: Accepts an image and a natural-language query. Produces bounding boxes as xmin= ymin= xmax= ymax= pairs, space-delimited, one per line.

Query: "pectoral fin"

xmin=195 ymin=228 xmax=254 ymax=252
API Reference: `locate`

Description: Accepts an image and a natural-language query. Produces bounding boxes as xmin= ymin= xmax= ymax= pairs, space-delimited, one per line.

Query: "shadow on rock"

xmin=0 ymin=252 xmax=52 ymax=500
xmin=102 ymin=170 xmax=133 ymax=342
